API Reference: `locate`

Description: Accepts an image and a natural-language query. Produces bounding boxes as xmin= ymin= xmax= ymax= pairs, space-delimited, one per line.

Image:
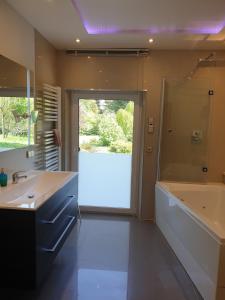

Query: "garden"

xmin=79 ymin=99 xmax=134 ymax=154
xmin=0 ymin=97 xmax=34 ymax=150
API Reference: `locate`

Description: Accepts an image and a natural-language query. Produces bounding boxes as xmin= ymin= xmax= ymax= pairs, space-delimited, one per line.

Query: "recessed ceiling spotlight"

xmin=76 ymin=38 xmax=80 ymax=43
xmin=149 ymin=38 xmax=154 ymax=43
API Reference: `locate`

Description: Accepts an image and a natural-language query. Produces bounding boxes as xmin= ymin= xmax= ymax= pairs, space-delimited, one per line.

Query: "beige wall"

xmin=143 ymin=51 xmax=225 ymax=218
xmin=0 ymin=0 xmax=224 ymax=220
xmin=0 ymin=0 xmax=35 ymax=172
xmin=57 ymin=50 xmax=225 ymax=220
xmin=0 ymin=0 xmax=35 ymax=71
xmin=57 ymin=53 xmax=145 ymax=172
xmin=0 ymin=54 xmax=27 ymax=89
xmin=0 ymin=148 xmax=34 ymax=175
xmin=160 ymin=67 xmax=213 ymax=182
xmin=35 ymin=31 xmax=57 ymax=88
xmin=57 ymin=54 xmax=144 ymax=90
xmin=208 ymin=66 xmax=225 ymax=182
xmin=34 ymin=30 xmax=58 ymax=167
xmin=0 ymin=3 xmax=57 ymax=173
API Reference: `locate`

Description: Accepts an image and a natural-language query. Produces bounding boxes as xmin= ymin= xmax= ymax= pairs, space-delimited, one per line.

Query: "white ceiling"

xmin=6 ymin=0 xmax=225 ymax=50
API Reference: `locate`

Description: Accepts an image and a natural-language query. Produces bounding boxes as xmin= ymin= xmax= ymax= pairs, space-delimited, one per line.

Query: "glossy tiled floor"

xmin=0 ymin=214 xmax=202 ymax=300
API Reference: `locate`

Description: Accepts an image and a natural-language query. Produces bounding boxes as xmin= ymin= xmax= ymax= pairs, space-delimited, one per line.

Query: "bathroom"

xmin=0 ymin=0 xmax=225 ymax=299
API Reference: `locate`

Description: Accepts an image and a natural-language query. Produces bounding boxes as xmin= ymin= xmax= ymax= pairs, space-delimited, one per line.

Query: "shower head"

xmin=199 ymin=52 xmax=214 ymax=62
xmin=184 ymin=53 xmax=225 ymax=81
xmin=198 ymin=52 xmax=225 ymax=66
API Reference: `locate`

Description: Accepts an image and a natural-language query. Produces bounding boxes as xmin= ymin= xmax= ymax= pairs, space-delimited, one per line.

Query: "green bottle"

xmin=0 ymin=168 xmax=8 ymax=187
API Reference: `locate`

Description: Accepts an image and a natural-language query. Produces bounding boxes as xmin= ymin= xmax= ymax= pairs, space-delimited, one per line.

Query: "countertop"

xmin=0 ymin=170 xmax=78 ymax=211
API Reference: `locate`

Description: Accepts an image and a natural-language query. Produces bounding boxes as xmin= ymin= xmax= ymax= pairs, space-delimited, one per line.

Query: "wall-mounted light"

xmin=149 ymin=38 xmax=154 ymax=43
xmin=76 ymin=38 xmax=80 ymax=43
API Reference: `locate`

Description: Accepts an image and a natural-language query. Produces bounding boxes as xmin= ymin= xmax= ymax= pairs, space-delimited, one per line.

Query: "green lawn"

xmin=0 ymin=135 xmax=28 ymax=149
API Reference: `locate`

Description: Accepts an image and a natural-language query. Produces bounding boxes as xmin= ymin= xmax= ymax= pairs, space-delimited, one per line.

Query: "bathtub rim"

xmin=156 ymin=181 xmax=225 ymax=245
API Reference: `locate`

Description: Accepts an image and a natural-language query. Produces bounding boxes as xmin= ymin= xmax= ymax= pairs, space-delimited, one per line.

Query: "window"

xmin=0 ymin=96 xmax=35 ymax=151
xmin=0 ymin=55 xmax=36 ymax=152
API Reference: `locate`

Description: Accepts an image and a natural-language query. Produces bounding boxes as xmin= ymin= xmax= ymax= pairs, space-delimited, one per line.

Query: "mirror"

xmin=0 ymin=54 xmax=35 ymax=152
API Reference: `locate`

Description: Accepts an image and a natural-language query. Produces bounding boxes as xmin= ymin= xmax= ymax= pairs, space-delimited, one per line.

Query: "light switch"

xmin=148 ymin=117 xmax=154 ymax=124
xmin=148 ymin=124 xmax=154 ymax=133
xmin=148 ymin=117 xmax=154 ymax=133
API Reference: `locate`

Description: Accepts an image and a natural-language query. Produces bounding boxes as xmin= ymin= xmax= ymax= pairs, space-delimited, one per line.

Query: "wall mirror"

xmin=0 ymin=54 xmax=35 ymax=153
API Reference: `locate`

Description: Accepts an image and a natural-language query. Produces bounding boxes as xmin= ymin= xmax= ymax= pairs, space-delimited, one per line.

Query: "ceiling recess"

xmin=66 ymin=48 xmax=150 ymax=56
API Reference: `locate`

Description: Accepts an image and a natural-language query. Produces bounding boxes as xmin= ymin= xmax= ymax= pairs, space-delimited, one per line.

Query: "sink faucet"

xmin=12 ymin=171 xmax=27 ymax=184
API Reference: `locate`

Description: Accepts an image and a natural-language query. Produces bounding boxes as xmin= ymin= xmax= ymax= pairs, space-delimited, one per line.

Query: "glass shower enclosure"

xmin=159 ymin=77 xmax=212 ymax=183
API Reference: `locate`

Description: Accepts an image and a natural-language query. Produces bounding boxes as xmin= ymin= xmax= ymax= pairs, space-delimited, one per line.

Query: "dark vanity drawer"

xmin=38 ymin=194 xmax=78 ymax=247
xmin=0 ymin=173 xmax=78 ymax=289
xmin=35 ymin=175 xmax=78 ymax=287
xmin=36 ymin=175 xmax=78 ymax=222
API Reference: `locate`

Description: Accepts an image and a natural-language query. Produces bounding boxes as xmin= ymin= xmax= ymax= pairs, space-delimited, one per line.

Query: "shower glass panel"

xmin=160 ymin=78 xmax=212 ymax=182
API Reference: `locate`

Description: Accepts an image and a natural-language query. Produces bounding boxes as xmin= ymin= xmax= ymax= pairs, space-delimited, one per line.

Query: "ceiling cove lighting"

xmin=71 ymin=0 xmax=225 ymax=35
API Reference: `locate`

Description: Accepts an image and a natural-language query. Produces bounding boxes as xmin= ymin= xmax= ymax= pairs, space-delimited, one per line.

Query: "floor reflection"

xmin=78 ymin=269 xmax=127 ymax=300
xmin=0 ymin=214 xmax=202 ymax=300
xmin=77 ymin=218 xmax=130 ymax=300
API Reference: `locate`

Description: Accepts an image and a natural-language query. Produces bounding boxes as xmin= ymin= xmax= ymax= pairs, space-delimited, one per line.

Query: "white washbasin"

xmin=0 ymin=170 xmax=77 ymax=210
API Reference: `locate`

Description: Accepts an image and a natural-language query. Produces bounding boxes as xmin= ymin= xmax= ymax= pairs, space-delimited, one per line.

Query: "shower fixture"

xmin=199 ymin=52 xmax=214 ymax=62
xmin=184 ymin=52 xmax=225 ymax=81
xmin=198 ymin=52 xmax=225 ymax=67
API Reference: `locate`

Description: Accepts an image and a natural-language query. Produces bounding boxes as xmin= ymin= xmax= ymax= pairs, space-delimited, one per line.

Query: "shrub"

xmin=80 ymin=142 xmax=93 ymax=151
xmin=79 ymin=100 xmax=100 ymax=135
xmin=80 ymin=112 xmax=100 ymax=135
xmin=98 ymin=113 xmax=125 ymax=146
xmin=125 ymin=101 xmax=134 ymax=114
xmin=106 ymin=100 xmax=127 ymax=113
xmin=110 ymin=140 xmax=132 ymax=153
xmin=116 ymin=109 xmax=133 ymax=141
xmin=89 ymin=136 xmax=99 ymax=144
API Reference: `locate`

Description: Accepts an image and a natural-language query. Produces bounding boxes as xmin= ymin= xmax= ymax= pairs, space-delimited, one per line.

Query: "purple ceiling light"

xmin=186 ymin=21 xmax=225 ymax=34
xmin=71 ymin=0 xmax=225 ymax=35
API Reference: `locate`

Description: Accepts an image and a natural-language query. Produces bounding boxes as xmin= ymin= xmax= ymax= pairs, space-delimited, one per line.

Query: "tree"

xmin=0 ymin=97 xmax=13 ymax=138
xmin=116 ymin=102 xmax=134 ymax=142
xmin=98 ymin=113 xmax=125 ymax=146
xmin=11 ymin=97 xmax=28 ymax=116
xmin=0 ymin=97 xmax=29 ymax=138
xmin=125 ymin=101 xmax=134 ymax=114
xmin=106 ymin=100 xmax=127 ymax=113
xmin=79 ymin=100 xmax=100 ymax=135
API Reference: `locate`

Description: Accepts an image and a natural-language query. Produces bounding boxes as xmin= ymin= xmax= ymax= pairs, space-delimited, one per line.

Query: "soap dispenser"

xmin=0 ymin=168 xmax=8 ymax=187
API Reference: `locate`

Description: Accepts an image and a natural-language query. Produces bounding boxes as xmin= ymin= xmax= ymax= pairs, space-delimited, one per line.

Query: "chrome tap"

xmin=12 ymin=171 xmax=27 ymax=184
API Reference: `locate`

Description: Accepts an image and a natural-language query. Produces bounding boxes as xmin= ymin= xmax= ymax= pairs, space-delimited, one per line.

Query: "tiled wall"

xmin=57 ymin=50 xmax=225 ymax=219
xmin=0 ymin=0 xmax=34 ymax=71
xmin=0 ymin=2 xmax=57 ymax=174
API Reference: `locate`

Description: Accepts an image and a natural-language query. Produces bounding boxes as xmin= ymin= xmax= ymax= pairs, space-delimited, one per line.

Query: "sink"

xmin=0 ymin=169 xmax=78 ymax=289
xmin=0 ymin=170 xmax=77 ymax=210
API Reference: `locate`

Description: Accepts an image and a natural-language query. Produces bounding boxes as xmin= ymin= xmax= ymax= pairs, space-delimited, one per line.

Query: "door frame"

xmin=70 ymin=90 xmax=144 ymax=216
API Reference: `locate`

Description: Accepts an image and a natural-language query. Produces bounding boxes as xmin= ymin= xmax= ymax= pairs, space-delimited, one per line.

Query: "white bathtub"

xmin=155 ymin=181 xmax=225 ymax=300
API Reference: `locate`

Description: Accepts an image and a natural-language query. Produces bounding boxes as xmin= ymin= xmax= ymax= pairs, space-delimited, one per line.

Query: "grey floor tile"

xmin=0 ymin=214 xmax=202 ymax=300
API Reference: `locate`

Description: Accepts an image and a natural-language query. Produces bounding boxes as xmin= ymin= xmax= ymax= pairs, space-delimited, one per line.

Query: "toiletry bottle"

xmin=0 ymin=168 xmax=7 ymax=187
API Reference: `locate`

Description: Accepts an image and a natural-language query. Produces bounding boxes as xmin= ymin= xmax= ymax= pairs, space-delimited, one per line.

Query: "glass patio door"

xmin=72 ymin=92 xmax=142 ymax=214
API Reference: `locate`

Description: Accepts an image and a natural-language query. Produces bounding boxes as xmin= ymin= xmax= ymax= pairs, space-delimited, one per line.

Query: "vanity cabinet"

xmin=0 ymin=174 xmax=78 ymax=289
